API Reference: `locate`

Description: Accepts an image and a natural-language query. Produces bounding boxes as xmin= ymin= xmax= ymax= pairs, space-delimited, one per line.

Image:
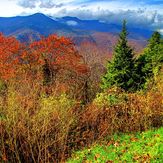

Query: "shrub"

xmin=0 ymin=85 xmax=77 ymax=162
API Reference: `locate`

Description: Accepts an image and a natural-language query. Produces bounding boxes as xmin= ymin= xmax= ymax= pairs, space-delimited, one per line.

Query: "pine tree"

xmin=135 ymin=31 xmax=163 ymax=88
xmin=143 ymin=31 xmax=162 ymax=74
xmin=101 ymin=20 xmax=135 ymax=91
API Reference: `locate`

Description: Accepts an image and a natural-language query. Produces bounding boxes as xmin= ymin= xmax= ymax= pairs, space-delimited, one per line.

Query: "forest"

xmin=0 ymin=21 xmax=163 ymax=162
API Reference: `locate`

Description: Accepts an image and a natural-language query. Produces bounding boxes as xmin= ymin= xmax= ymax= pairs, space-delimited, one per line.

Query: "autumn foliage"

xmin=0 ymin=32 xmax=162 ymax=162
xmin=27 ymin=35 xmax=87 ymax=72
xmin=0 ymin=33 xmax=88 ymax=82
xmin=0 ymin=33 xmax=21 ymax=80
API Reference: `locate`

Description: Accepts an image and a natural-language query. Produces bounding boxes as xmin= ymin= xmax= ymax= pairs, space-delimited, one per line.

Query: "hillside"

xmin=0 ymin=13 xmax=150 ymax=53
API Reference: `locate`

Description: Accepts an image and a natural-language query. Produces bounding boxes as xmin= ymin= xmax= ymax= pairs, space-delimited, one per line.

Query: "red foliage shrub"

xmin=0 ymin=33 xmax=21 ymax=80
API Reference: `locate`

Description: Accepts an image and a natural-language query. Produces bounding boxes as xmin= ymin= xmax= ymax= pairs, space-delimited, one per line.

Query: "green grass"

xmin=67 ymin=127 xmax=163 ymax=162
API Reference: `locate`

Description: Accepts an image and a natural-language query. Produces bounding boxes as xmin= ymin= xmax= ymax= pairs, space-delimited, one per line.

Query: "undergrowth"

xmin=0 ymin=70 xmax=163 ymax=162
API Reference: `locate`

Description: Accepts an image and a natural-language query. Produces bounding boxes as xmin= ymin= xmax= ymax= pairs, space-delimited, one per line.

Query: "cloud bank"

xmin=9 ymin=0 xmax=163 ymax=32
xmin=18 ymin=0 xmax=66 ymax=9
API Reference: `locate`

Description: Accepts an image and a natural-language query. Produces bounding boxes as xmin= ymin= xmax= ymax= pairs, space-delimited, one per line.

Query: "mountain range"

xmin=0 ymin=13 xmax=152 ymax=53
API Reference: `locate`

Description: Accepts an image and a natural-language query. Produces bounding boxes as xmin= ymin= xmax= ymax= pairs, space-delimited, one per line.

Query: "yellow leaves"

xmin=133 ymin=154 xmax=151 ymax=162
xmin=154 ymin=134 xmax=160 ymax=138
xmin=107 ymin=140 xmax=114 ymax=146
xmin=114 ymin=142 xmax=119 ymax=147
xmin=94 ymin=153 xmax=101 ymax=160
xmin=87 ymin=149 xmax=91 ymax=152
xmin=130 ymin=137 xmax=139 ymax=142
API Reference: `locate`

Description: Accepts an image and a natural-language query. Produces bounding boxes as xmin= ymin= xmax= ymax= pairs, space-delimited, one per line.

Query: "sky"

xmin=0 ymin=0 xmax=163 ymax=32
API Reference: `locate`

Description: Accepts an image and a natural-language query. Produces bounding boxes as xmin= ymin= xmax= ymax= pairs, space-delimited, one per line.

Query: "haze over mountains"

xmin=0 ymin=13 xmax=152 ymax=53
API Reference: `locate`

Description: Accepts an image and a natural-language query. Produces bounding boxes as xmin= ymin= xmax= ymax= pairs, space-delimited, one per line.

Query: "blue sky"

xmin=0 ymin=0 xmax=163 ymax=32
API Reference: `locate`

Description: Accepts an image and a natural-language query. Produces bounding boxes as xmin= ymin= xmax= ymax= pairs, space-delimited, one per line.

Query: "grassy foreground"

xmin=67 ymin=127 xmax=163 ymax=162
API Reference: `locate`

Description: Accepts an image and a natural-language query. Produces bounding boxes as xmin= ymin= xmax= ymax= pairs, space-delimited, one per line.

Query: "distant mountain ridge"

xmin=59 ymin=16 xmax=152 ymax=39
xmin=0 ymin=13 xmax=74 ymax=40
xmin=0 ymin=13 xmax=151 ymax=52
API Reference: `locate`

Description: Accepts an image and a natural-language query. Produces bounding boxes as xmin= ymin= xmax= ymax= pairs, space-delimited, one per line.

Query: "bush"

xmin=94 ymin=87 xmax=127 ymax=107
xmin=75 ymin=78 xmax=163 ymax=145
xmin=0 ymin=85 xmax=77 ymax=162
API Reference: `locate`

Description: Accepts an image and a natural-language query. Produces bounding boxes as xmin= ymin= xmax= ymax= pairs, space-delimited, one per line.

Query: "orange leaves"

xmin=29 ymin=34 xmax=74 ymax=58
xmin=0 ymin=33 xmax=89 ymax=81
xmin=0 ymin=33 xmax=21 ymax=80
xmin=28 ymin=34 xmax=89 ymax=75
xmin=28 ymin=34 xmax=75 ymax=66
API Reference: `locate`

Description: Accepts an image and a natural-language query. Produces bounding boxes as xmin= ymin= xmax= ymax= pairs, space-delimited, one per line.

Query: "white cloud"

xmin=50 ymin=7 xmax=162 ymax=31
xmin=18 ymin=0 xmax=36 ymax=9
xmin=66 ymin=20 xmax=78 ymax=26
xmin=159 ymin=29 xmax=163 ymax=35
xmin=0 ymin=0 xmax=23 ymax=17
xmin=17 ymin=0 xmax=74 ymax=9
xmin=0 ymin=0 xmax=162 ymax=31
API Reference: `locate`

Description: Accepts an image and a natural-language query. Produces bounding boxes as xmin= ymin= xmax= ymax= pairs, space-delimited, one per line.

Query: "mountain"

xmin=59 ymin=16 xmax=152 ymax=39
xmin=0 ymin=13 xmax=151 ymax=52
xmin=58 ymin=16 xmax=121 ymax=33
xmin=0 ymin=13 xmax=75 ymax=41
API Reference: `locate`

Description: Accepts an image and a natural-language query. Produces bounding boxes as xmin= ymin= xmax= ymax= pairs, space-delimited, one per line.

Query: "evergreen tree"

xmin=143 ymin=31 xmax=162 ymax=75
xmin=101 ymin=20 xmax=135 ymax=91
xmin=135 ymin=31 xmax=163 ymax=88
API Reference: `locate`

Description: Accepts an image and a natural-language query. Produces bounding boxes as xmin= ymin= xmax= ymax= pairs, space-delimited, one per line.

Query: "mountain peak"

xmin=28 ymin=13 xmax=48 ymax=18
xmin=62 ymin=16 xmax=81 ymax=22
xmin=32 ymin=13 xmax=46 ymax=16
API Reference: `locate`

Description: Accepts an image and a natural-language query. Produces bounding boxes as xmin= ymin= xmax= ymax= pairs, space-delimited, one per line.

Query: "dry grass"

xmin=0 ymin=72 xmax=163 ymax=162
